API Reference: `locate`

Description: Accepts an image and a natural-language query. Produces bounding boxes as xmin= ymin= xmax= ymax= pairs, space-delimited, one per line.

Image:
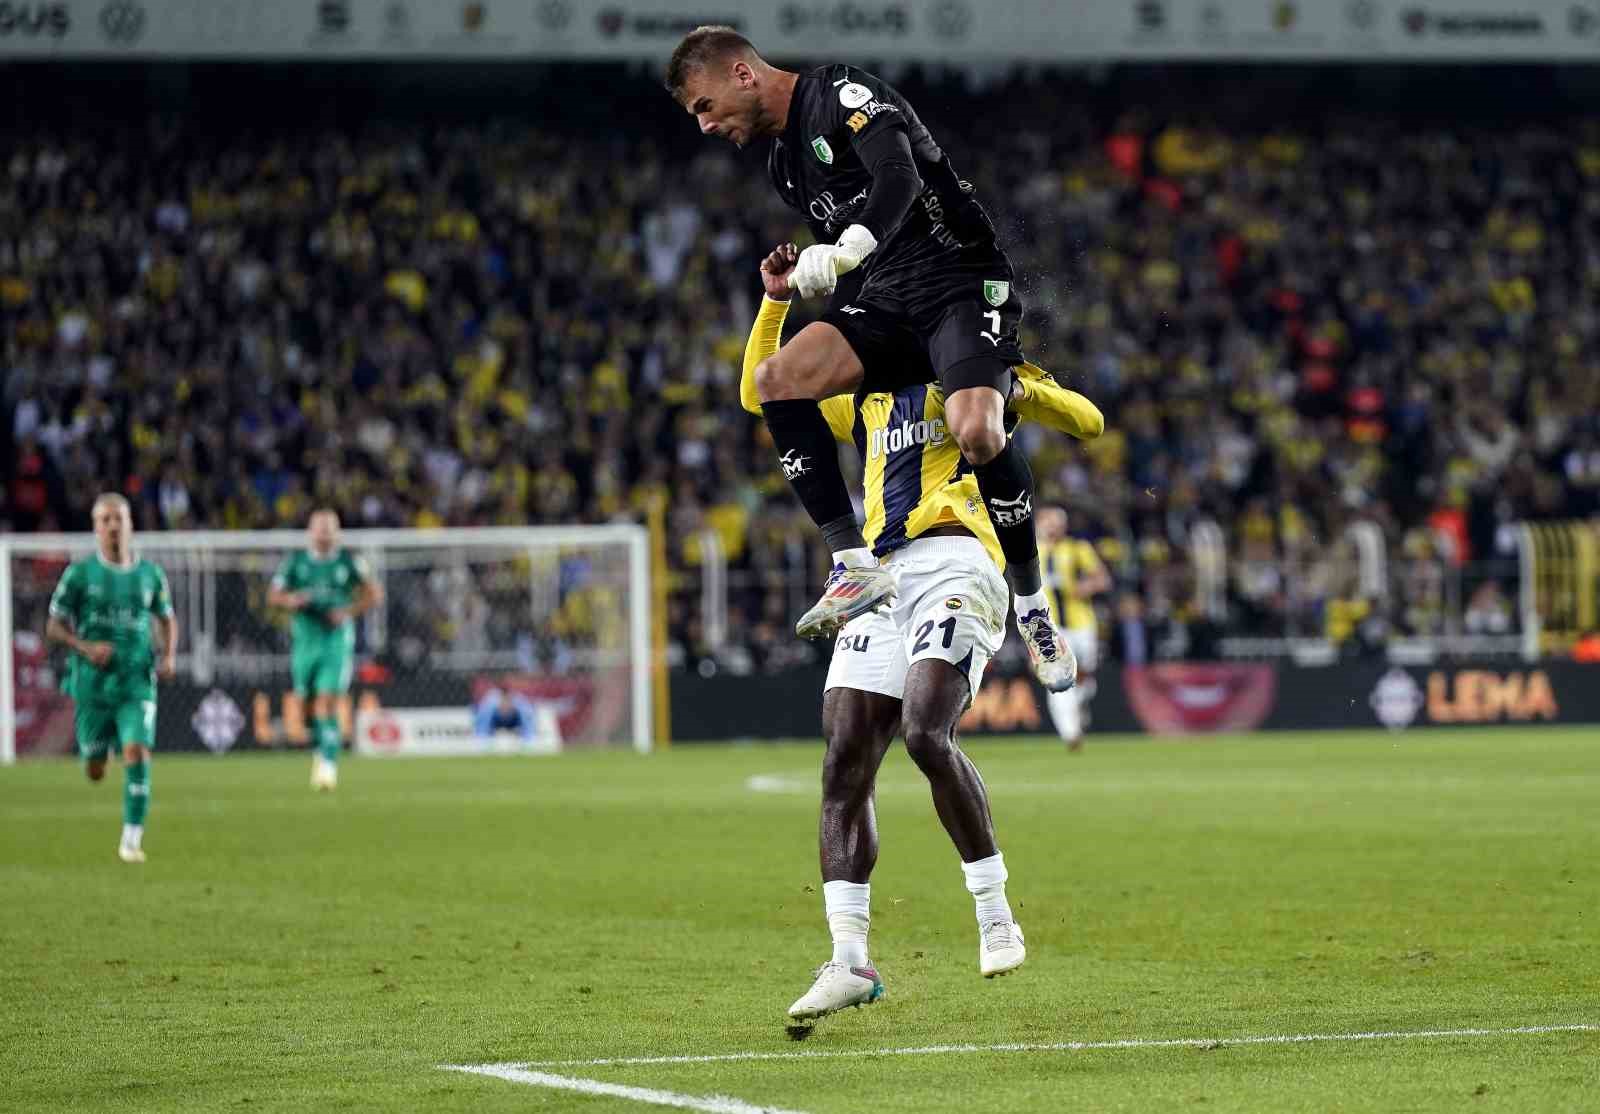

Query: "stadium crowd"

xmin=4 ymin=69 xmax=1592 ymax=670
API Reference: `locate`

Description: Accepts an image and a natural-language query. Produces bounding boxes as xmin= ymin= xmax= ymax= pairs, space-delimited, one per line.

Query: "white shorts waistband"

xmin=886 ymin=533 xmax=995 ymax=569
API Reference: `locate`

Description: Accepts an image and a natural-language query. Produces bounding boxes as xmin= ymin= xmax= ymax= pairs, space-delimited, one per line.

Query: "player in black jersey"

xmin=666 ymin=25 xmax=1074 ymax=691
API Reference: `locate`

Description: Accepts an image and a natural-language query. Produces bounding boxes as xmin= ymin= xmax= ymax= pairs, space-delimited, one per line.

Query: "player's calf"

xmin=901 ymin=659 xmax=1026 ymax=976
xmin=309 ymin=693 xmax=342 ymax=791
xmin=118 ymin=744 xmax=150 ymax=864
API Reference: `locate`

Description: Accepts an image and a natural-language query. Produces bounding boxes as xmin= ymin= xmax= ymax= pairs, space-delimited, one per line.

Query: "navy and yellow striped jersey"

xmin=831 ymin=385 xmax=1003 ymax=567
xmin=742 ymin=296 xmax=1104 ymax=572
xmin=1042 ymin=538 xmax=1106 ymax=632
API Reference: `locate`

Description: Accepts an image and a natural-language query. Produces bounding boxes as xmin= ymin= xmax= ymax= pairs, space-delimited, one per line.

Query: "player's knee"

xmin=754 ymin=352 xmax=804 ymax=402
xmin=123 ymin=745 xmax=148 ymax=765
xmin=902 ymin=722 xmax=953 ymax=771
xmin=948 ymin=409 xmax=1006 ymax=464
xmin=821 ymin=730 xmax=875 ymax=798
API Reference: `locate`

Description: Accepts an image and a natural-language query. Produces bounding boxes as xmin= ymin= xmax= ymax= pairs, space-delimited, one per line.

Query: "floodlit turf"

xmin=3 ymin=727 xmax=1596 ymax=1113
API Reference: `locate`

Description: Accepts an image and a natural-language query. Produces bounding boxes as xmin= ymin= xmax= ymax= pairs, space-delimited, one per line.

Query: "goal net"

xmin=0 ymin=525 xmax=653 ymax=763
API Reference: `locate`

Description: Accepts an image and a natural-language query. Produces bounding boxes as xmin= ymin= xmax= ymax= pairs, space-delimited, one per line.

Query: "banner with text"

xmin=7 ymin=0 xmax=1600 ymax=61
xmin=670 ymin=658 xmax=1600 ymax=740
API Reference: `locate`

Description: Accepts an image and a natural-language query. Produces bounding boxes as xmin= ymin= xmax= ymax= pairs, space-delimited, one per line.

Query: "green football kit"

xmin=271 ymin=549 xmax=369 ymax=697
xmin=49 ymin=552 xmax=173 ymax=844
xmin=48 ymin=555 xmax=173 ymax=759
xmin=272 ymin=548 xmax=370 ymax=770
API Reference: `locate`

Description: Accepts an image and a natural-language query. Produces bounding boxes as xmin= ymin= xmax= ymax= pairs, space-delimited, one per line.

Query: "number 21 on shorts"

xmin=912 ymin=616 xmax=958 ymax=655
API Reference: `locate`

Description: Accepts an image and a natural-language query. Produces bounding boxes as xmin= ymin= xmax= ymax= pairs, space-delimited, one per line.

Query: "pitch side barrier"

xmin=12 ymin=662 xmax=1595 ymax=753
xmin=670 ymin=659 xmax=1600 ymax=740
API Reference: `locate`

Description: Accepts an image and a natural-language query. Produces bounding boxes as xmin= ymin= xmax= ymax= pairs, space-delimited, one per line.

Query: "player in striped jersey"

xmin=742 ymin=244 xmax=1103 ymax=1028
xmin=1038 ymin=506 xmax=1113 ymax=751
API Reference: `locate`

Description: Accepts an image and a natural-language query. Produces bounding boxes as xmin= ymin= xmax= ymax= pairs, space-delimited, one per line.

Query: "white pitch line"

xmin=505 ymin=1022 xmax=1597 ymax=1068
xmin=744 ymin=774 xmax=810 ymax=794
xmin=444 ymin=1064 xmax=813 ymax=1113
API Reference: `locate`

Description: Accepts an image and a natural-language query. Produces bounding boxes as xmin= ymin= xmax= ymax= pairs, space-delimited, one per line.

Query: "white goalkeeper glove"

xmin=787 ymin=224 xmax=878 ymax=299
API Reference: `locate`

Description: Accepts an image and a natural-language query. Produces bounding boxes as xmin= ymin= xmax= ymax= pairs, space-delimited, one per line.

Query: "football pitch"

xmin=3 ymin=727 xmax=1595 ymax=1113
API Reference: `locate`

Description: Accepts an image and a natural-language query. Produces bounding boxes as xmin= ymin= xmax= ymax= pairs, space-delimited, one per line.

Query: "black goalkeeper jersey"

xmin=766 ymin=65 xmax=1000 ymax=290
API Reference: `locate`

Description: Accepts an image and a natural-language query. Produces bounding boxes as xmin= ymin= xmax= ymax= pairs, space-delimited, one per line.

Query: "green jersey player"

xmin=267 ymin=509 xmax=382 ymax=791
xmin=45 ymin=493 xmax=177 ymax=864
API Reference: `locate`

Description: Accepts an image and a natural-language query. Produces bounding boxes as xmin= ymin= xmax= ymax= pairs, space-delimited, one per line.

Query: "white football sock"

xmin=822 ymin=879 xmax=871 ymax=967
xmin=1047 ymin=688 xmax=1081 ymax=742
xmin=832 ymin=547 xmax=877 ymax=569
xmin=121 ymin=823 xmax=143 ymax=849
xmin=962 ymin=852 xmax=1014 ymax=927
xmin=1014 ymin=589 xmax=1050 ymax=618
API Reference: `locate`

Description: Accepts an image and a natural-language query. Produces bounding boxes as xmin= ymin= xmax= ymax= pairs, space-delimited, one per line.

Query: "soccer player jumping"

xmin=46 ymin=493 xmax=177 ymax=864
xmin=744 ymin=245 xmax=1105 ymax=1027
xmin=268 ymin=510 xmax=382 ymax=791
xmin=666 ymin=26 xmax=1076 ymax=692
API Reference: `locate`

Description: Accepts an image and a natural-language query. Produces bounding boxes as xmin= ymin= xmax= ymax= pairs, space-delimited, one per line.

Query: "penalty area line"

xmin=507 ymin=1022 xmax=1599 ymax=1068
xmin=442 ymin=1063 xmax=813 ymax=1113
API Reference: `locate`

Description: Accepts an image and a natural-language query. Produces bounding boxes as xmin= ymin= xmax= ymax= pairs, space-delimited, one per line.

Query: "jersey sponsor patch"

xmin=839 ymin=81 xmax=872 ymax=109
xmin=781 ymin=449 xmax=812 ymax=479
xmin=847 ymin=102 xmax=898 ymax=134
xmin=811 ymin=136 xmax=834 ymax=164
xmin=987 ymin=492 xmax=1033 ymax=527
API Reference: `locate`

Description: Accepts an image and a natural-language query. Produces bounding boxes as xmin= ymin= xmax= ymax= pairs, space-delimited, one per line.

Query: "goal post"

xmin=0 ymin=525 xmax=654 ymax=764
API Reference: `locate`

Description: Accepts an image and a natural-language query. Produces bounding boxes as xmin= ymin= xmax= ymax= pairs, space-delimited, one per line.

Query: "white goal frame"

xmin=0 ymin=525 xmax=653 ymax=763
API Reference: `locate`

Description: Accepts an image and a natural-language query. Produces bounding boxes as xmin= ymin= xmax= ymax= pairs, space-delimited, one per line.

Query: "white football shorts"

xmin=1064 ymin=625 xmax=1098 ymax=675
xmin=824 ymin=534 xmax=1009 ymax=704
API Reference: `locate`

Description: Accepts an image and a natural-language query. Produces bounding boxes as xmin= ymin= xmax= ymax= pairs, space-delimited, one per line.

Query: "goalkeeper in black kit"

xmin=665 ymin=26 xmax=1075 ymax=691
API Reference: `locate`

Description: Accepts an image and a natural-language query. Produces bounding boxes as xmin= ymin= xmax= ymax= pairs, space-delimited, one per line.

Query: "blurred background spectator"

xmin=5 ymin=62 xmax=1594 ymax=670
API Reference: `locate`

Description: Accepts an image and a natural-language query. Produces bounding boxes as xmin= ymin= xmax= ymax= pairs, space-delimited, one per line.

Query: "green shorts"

xmin=292 ymin=644 xmax=354 ymax=697
xmin=75 ymin=699 xmax=157 ymax=761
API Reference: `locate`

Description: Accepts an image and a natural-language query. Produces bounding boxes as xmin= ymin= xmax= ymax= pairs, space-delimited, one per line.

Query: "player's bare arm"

xmin=46 ymin=615 xmax=113 ymax=669
xmin=155 ymin=613 xmax=178 ymax=680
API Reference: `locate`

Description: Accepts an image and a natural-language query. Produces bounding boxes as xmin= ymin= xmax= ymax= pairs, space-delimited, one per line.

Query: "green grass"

xmin=3 ymin=727 xmax=1597 ymax=1112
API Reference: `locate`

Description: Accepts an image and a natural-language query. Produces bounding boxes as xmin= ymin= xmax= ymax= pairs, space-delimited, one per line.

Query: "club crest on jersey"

xmin=945 ymin=597 xmax=965 ymax=612
xmin=983 ymin=279 xmax=1010 ymax=307
xmin=838 ymin=82 xmax=872 ymax=109
xmin=811 ymin=136 xmax=834 ymax=164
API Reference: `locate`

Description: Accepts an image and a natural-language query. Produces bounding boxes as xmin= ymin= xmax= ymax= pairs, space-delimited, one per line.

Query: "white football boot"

xmin=787 ymin=961 xmax=886 ymax=1022
xmin=980 ymin=920 xmax=1026 ymax=978
xmin=795 ymin=561 xmax=896 ymax=640
xmin=117 ymin=838 xmax=145 ymax=865
xmin=1015 ymin=607 xmax=1077 ymax=693
xmin=311 ymin=757 xmax=338 ymax=792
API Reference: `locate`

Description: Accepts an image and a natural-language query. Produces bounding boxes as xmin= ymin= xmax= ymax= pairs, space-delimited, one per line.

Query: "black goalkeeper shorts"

xmin=821 ymin=251 xmax=1024 ymax=397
